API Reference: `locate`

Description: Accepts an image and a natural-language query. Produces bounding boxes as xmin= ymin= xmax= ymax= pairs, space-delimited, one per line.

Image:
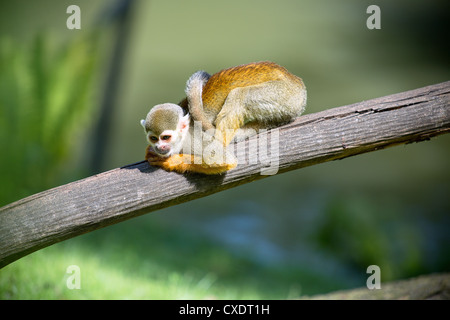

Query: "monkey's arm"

xmin=145 ymin=145 xmax=236 ymax=175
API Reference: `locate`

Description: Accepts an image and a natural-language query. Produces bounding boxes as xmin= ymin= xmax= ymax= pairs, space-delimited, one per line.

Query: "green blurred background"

xmin=0 ymin=0 xmax=449 ymax=299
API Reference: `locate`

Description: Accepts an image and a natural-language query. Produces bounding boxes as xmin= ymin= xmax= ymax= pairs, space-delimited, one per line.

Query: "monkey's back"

xmin=201 ymin=61 xmax=303 ymax=115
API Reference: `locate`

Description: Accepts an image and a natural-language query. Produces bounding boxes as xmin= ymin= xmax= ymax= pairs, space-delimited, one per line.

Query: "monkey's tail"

xmin=185 ymin=71 xmax=214 ymax=131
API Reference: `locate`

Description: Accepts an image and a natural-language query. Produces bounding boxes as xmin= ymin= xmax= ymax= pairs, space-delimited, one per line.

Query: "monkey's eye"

xmin=161 ymin=135 xmax=171 ymax=141
xmin=149 ymin=136 xmax=158 ymax=142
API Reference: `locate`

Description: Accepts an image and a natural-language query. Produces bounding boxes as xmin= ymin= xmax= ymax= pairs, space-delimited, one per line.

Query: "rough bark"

xmin=305 ymin=273 xmax=450 ymax=300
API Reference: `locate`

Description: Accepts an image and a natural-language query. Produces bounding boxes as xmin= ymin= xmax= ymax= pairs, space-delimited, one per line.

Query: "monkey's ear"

xmin=140 ymin=119 xmax=146 ymax=129
xmin=180 ymin=114 xmax=190 ymax=132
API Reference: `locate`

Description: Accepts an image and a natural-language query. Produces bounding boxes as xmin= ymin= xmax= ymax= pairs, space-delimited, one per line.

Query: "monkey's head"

xmin=140 ymin=103 xmax=190 ymax=157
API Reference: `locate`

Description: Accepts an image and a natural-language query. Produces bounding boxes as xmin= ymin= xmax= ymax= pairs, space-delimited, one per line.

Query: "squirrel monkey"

xmin=140 ymin=61 xmax=306 ymax=174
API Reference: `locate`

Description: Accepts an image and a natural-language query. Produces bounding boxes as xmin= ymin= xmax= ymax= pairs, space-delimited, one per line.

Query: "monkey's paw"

xmin=147 ymin=156 xmax=164 ymax=166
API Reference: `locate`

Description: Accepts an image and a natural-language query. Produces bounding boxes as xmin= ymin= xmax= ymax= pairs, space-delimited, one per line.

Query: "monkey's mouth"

xmin=155 ymin=149 xmax=171 ymax=157
xmin=148 ymin=146 xmax=171 ymax=158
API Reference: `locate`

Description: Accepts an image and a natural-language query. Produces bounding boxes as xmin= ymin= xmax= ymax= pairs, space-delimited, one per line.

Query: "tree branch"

xmin=304 ymin=273 xmax=450 ymax=300
xmin=1 ymin=81 xmax=449 ymax=268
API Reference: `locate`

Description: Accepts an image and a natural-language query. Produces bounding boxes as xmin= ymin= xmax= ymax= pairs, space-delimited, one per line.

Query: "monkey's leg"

xmin=148 ymin=153 xmax=236 ymax=175
xmin=214 ymin=87 xmax=247 ymax=145
xmin=215 ymin=80 xmax=306 ymax=145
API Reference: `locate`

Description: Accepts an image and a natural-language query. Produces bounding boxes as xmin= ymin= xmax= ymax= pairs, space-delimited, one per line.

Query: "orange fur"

xmin=146 ymin=145 xmax=236 ymax=174
xmin=202 ymin=61 xmax=303 ymax=115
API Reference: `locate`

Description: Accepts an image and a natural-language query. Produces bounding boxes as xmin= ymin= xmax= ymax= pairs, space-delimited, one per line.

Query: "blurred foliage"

xmin=315 ymin=195 xmax=423 ymax=281
xmin=0 ymin=217 xmax=346 ymax=299
xmin=0 ymin=33 xmax=99 ymax=206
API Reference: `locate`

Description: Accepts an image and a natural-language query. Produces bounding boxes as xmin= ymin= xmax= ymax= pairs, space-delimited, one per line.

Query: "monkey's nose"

xmin=156 ymin=145 xmax=170 ymax=154
xmin=158 ymin=145 xmax=170 ymax=150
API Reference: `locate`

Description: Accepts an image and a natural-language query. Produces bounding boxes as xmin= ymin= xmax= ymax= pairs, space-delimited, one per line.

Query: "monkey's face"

xmin=146 ymin=129 xmax=179 ymax=157
xmin=141 ymin=106 xmax=190 ymax=158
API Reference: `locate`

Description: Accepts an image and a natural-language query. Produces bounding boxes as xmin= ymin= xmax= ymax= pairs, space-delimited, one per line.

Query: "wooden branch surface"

xmin=1 ymin=81 xmax=449 ymax=268
xmin=305 ymin=273 xmax=450 ymax=300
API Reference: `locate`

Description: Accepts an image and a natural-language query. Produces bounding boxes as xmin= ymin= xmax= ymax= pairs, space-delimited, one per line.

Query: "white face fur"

xmin=146 ymin=128 xmax=179 ymax=157
xmin=140 ymin=111 xmax=190 ymax=158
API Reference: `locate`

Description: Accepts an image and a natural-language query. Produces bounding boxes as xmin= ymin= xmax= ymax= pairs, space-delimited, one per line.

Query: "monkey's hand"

xmin=145 ymin=145 xmax=160 ymax=161
xmin=145 ymin=146 xmax=236 ymax=174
